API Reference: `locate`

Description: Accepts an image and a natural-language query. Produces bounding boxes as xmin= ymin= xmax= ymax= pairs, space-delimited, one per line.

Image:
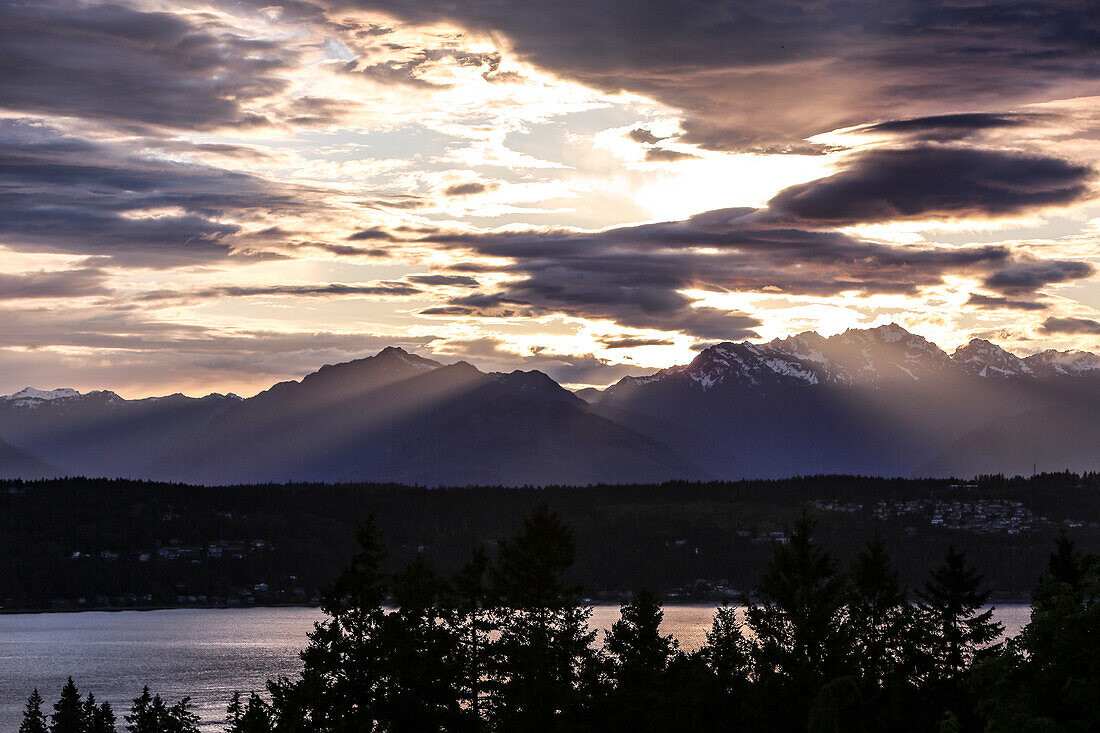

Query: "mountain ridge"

xmin=0 ymin=325 xmax=1097 ymax=484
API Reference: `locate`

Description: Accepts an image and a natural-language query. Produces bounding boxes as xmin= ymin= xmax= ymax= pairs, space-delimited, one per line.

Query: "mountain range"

xmin=1 ymin=324 xmax=1098 ymax=485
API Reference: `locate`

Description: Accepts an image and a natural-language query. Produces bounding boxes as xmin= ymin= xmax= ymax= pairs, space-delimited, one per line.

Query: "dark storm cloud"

xmin=966 ymin=294 xmax=1049 ymax=312
xmin=627 ymin=128 xmax=664 ymax=144
xmin=405 ymin=274 xmax=480 ymax=287
xmin=411 ymin=188 xmax=1093 ymax=338
xmin=335 ymin=0 xmax=1100 ymax=151
xmin=599 ymin=336 xmax=675 ymax=348
xmin=982 ymin=259 xmax=1095 ymax=294
xmin=0 ymin=0 xmax=295 ymax=131
xmin=1041 ymin=316 xmax=1100 ymax=335
xmin=138 ymin=281 xmax=424 ymax=303
xmin=860 ymin=113 xmax=1040 ymax=141
xmin=644 ymin=148 xmax=700 ymax=162
xmin=443 ymin=181 xmax=498 ymax=196
xmin=347 ymin=226 xmax=405 ymax=241
xmin=766 ymin=147 xmax=1094 ymax=225
xmin=0 ymin=121 xmax=314 ymax=267
xmin=135 ymin=273 xmax=477 ymax=304
xmin=0 ymin=269 xmax=109 ymax=300
xmin=360 ymin=197 xmax=432 ymax=211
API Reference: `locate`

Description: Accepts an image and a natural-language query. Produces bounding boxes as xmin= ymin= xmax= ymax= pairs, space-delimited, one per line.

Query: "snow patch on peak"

xmin=952 ymin=339 xmax=1031 ymax=378
xmin=1024 ymin=349 xmax=1100 ymax=376
xmin=762 ymin=357 xmax=819 ymax=384
xmin=3 ymin=387 xmax=81 ymax=403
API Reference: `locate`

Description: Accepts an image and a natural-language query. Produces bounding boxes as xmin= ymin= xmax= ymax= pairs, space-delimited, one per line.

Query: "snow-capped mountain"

xmin=612 ymin=323 xmax=978 ymax=396
xmin=0 ymin=328 xmax=1097 ymax=485
xmin=1023 ymin=349 xmax=1100 ymax=377
xmin=612 ymin=324 xmax=1098 ymax=397
xmin=951 ymin=339 xmax=1033 ymax=378
xmin=1 ymin=387 xmax=83 ymax=406
xmin=595 ymin=324 xmax=1100 ymax=480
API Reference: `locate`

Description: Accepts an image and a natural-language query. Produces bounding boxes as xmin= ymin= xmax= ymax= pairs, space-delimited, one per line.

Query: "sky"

xmin=1 ymin=0 xmax=1099 ymax=397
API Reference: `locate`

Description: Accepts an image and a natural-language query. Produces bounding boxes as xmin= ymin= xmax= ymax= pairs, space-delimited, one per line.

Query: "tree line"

xmin=19 ymin=505 xmax=1100 ymax=731
xmin=5 ymin=472 xmax=1098 ymax=609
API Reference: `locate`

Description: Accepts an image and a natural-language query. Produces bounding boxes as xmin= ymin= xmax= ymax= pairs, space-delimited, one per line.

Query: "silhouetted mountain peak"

xmin=373 ymin=345 xmax=438 ymax=367
xmin=495 ymin=369 xmax=580 ymax=402
xmin=952 ymin=339 xmax=1031 ymax=378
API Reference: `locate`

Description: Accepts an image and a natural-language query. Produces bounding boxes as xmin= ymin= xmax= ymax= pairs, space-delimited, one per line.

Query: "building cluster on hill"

xmin=809 ymin=497 xmax=1097 ymax=535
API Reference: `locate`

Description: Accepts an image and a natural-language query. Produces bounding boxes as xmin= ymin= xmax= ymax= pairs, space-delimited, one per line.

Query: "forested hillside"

xmin=2 ymin=473 xmax=1098 ymax=610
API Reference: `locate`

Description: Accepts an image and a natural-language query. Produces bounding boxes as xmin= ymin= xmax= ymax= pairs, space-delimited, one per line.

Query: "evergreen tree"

xmin=19 ymin=689 xmax=48 ymax=733
xmin=447 ymin=546 xmax=494 ymax=732
xmin=846 ymin=537 xmax=924 ymax=730
xmin=915 ymin=546 xmax=1002 ymax=683
xmin=914 ymin=546 xmax=1002 ymax=729
xmin=236 ymin=694 xmax=273 ymax=733
xmin=125 ymin=688 xmax=192 ymax=733
xmin=701 ymin=605 xmax=751 ymax=692
xmin=165 ymin=698 xmax=200 ymax=733
xmin=124 ymin=687 xmax=156 ymax=733
xmin=377 ymin=554 xmax=463 ymax=732
xmin=848 ymin=537 xmax=913 ymax=687
xmin=601 ymin=588 xmax=679 ymax=733
xmin=973 ymin=536 xmax=1100 ymax=730
xmin=291 ymin=516 xmax=391 ymax=731
xmin=224 ymin=692 xmax=243 ymax=732
xmin=745 ymin=513 xmax=852 ymax=730
xmin=92 ymin=701 xmax=116 ymax=733
xmin=696 ymin=605 xmax=753 ymax=727
xmin=51 ymin=678 xmax=87 ymax=733
xmin=265 ymin=677 xmax=309 ymax=733
xmin=82 ymin=695 xmax=116 ymax=733
xmin=490 ymin=503 xmax=596 ymax=733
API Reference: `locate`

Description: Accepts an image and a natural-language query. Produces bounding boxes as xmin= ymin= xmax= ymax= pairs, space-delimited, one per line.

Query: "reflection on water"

xmin=0 ymin=604 xmax=1031 ymax=731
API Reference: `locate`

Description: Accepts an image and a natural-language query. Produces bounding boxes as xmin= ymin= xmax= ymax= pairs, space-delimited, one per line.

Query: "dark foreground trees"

xmin=22 ymin=507 xmax=1099 ymax=732
xmin=19 ymin=681 xmax=193 ymax=733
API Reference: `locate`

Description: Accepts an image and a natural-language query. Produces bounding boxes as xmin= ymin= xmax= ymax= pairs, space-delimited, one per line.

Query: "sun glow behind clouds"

xmin=0 ymin=0 xmax=1099 ymax=396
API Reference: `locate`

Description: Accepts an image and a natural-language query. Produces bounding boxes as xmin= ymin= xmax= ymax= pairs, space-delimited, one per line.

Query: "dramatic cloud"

xmin=410 ymin=145 xmax=1100 ymax=339
xmin=983 ymin=259 xmax=1095 ymax=295
xmin=443 ymin=181 xmax=497 ymax=196
xmin=415 ymin=206 xmax=1086 ymax=338
xmin=644 ymin=148 xmax=700 ymax=163
xmin=858 ymin=113 xmax=1039 ymax=141
xmin=966 ymin=294 xmax=1049 ymax=312
xmin=627 ymin=128 xmax=664 ymax=144
xmin=0 ymin=120 xmax=312 ymax=266
xmin=766 ymin=147 xmax=1094 ymax=225
xmin=1041 ymin=316 xmax=1100 ymax=335
xmin=340 ymin=0 xmax=1100 ymax=151
xmin=0 ymin=0 xmax=294 ymax=131
xmin=0 ymin=269 xmax=110 ymax=300
xmin=598 ymin=336 xmax=675 ymax=349
xmin=137 ymin=281 xmax=425 ymax=303
xmin=0 ymin=0 xmax=1096 ymax=394
xmin=405 ymin=274 xmax=480 ymax=287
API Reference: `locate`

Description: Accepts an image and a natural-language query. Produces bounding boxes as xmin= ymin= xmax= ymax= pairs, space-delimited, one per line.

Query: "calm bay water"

xmin=0 ymin=604 xmax=1030 ymax=731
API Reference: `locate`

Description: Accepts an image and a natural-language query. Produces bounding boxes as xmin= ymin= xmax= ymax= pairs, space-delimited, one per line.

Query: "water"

xmin=0 ymin=604 xmax=1030 ymax=731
